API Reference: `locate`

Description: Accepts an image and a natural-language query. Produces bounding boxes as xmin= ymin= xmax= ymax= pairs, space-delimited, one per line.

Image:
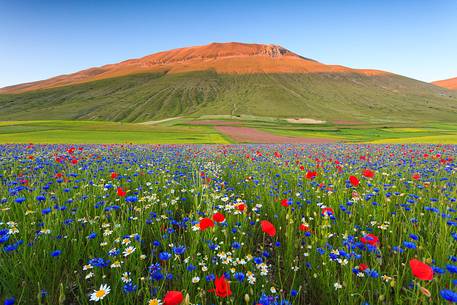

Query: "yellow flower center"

xmin=148 ymin=299 xmax=159 ymax=305
xmin=95 ymin=290 xmax=106 ymax=298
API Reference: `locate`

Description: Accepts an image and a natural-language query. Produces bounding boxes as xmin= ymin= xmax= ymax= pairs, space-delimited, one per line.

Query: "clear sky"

xmin=1 ymin=0 xmax=456 ymax=87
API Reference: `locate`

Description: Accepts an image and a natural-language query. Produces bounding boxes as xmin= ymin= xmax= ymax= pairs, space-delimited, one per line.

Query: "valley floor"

xmin=0 ymin=117 xmax=456 ymax=144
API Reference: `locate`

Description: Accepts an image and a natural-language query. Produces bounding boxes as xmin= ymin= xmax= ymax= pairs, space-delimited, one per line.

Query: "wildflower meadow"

xmin=0 ymin=144 xmax=456 ymax=305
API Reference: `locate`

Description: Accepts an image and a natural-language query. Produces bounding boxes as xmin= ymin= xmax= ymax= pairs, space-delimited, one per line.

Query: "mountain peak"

xmin=136 ymin=42 xmax=309 ymax=65
xmin=0 ymin=42 xmax=386 ymax=94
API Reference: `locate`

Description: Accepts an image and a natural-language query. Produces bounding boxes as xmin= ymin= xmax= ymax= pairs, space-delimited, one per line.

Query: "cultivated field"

xmin=0 ymin=144 xmax=456 ymax=305
xmin=0 ymin=118 xmax=456 ymax=144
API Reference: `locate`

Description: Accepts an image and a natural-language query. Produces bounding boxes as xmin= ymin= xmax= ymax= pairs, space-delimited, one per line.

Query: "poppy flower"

xmin=117 ymin=187 xmax=126 ymax=197
xmin=260 ymin=220 xmax=276 ymax=237
xmin=71 ymin=159 xmax=78 ymax=165
xmin=280 ymin=199 xmax=289 ymax=207
xmin=235 ymin=203 xmax=246 ymax=212
xmin=360 ymin=234 xmax=379 ymax=246
xmin=362 ymin=169 xmax=374 ymax=178
xmin=409 ymin=259 xmax=433 ymax=280
xmin=306 ymin=171 xmax=317 ymax=180
xmin=358 ymin=263 xmax=369 ymax=271
xmin=349 ymin=175 xmax=360 ymax=187
xmin=321 ymin=207 xmax=334 ymax=216
xmin=299 ymin=224 xmax=309 ymax=232
xmin=209 ymin=275 xmax=232 ymax=298
xmin=212 ymin=212 xmax=225 ymax=223
xmin=199 ymin=218 xmax=214 ymax=231
xmin=412 ymin=173 xmax=421 ymax=180
xmin=111 ymin=172 xmax=118 ymax=179
xmin=163 ymin=290 xmax=183 ymax=305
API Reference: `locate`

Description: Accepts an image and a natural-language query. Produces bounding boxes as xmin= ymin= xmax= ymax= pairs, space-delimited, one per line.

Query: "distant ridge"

xmin=0 ymin=42 xmax=386 ymax=93
xmin=432 ymin=77 xmax=457 ymax=90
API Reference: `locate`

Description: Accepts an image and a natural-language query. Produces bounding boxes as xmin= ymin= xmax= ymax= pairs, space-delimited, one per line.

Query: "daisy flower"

xmin=123 ymin=246 xmax=136 ymax=257
xmin=148 ymin=299 xmax=162 ymax=305
xmin=89 ymin=284 xmax=110 ymax=302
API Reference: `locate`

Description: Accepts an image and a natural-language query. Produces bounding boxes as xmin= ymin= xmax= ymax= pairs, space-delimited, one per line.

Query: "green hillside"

xmin=0 ymin=71 xmax=456 ymax=123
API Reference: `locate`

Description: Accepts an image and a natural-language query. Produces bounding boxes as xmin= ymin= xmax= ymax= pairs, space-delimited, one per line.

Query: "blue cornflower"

xmin=440 ymin=290 xmax=457 ymax=302
xmin=51 ymin=250 xmax=61 ymax=257
xmin=172 ymin=246 xmax=186 ymax=255
xmin=158 ymin=251 xmax=171 ymax=261
xmin=403 ymin=241 xmax=417 ymax=249
xmin=4 ymin=297 xmax=15 ymax=305
xmin=125 ymin=196 xmax=138 ymax=203
xmin=122 ymin=282 xmax=137 ymax=293
xmin=447 ymin=264 xmax=457 ymax=274
xmin=234 ymin=272 xmax=245 ymax=282
xmin=231 ymin=242 xmax=241 ymax=249
xmin=42 ymin=207 xmax=52 ymax=215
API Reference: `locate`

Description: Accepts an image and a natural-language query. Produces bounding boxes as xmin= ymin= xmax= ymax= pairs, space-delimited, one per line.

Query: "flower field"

xmin=0 ymin=144 xmax=456 ymax=305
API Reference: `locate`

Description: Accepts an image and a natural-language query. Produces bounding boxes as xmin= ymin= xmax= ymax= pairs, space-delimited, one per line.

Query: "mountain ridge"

xmin=0 ymin=42 xmax=388 ymax=93
xmin=433 ymin=77 xmax=457 ymax=90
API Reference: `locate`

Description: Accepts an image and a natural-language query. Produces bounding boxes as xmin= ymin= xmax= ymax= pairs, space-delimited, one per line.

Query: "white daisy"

xmin=89 ymin=284 xmax=110 ymax=302
xmin=123 ymin=246 xmax=136 ymax=257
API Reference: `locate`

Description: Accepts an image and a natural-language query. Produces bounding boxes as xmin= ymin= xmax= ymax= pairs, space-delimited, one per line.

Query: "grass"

xmin=0 ymin=120 xmax=230 ymax=144
xmin=0 ymin=71 xmax=456 ymax=123
xmin=0 ymin=119 xmax=456 ymax=143
xmin=0 ymin=144 xmax=456 ymax=305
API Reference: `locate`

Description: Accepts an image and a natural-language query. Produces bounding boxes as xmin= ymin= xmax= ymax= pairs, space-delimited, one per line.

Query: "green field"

xmin=0 ymin=118 xmax=456 ymax=144
xmin=0 ymin=120 xmax=230 ymax=144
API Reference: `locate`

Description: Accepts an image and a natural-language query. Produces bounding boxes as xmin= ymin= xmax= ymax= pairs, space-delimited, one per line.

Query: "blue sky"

xmin=1 ymin=0 xmax=456 ymax=87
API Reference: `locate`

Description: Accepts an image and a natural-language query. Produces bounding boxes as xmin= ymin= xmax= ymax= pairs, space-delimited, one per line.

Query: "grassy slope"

xmin=0 ymin=71 xmax=456 ymax=123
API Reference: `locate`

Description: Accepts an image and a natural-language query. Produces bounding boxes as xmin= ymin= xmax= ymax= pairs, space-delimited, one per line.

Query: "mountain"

xmin=0 ymin=42 xmax=386 ymax=93
xmin=432 ymin=77 xmax=457 ymax=90
xmin=0 ymin=42 xmax=456 ymax=123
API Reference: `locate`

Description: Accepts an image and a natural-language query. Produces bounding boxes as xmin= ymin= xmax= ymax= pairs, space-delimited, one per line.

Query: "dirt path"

xmin=215 ymin=126 xmax=336 ymax=144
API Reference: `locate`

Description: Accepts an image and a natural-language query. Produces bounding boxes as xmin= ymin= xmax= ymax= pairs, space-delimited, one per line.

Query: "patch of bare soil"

xmin=215 ymin=126 xmax=336 ymax=144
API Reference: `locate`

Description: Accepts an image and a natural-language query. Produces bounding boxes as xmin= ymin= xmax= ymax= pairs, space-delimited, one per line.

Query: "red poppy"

xmin=212 ymin=212 xmax=225 ymax=223
xmin=260 ymin=220 xmax=276 ymax=237
xmin=321 ymin=207 xmax=334 ymax=216
xmin=199 ymin=218 xmax=214 ymax=231
xmin=409 ymin=259 xmax=433 ymax=280
xmin=163 ymin=290 xmax=183 ymax=305
xmin=235 ymin=203 xmax=246 ymax=212
xmin=299 ymin=224 xmax=309 ymax=232
xmin=360 ymin=234 xmax=379 ymax=246
xmin=358 ymin=263 xmax=369 ymax=271
xmin=349 ymin=175 xmax=360 ymax=187
xmin=71 ymin=159 xmax=78 ymax=165
xmin=306 ymin=171 xmax=317 ymax=180
xmin=209 ymin=275 xmax=232 ymax=298
xmin=117 ymin=187 xmax=126 ymax=197
xmin=280 ymin=199 xmax=289 ymax=207
xmin=412 ymin=173 xmax=421 ymax=180
xmin=362 ymin=169 xmax=374 ymax=178
xmin=111 ymin=172 xmax=118 ymax=179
